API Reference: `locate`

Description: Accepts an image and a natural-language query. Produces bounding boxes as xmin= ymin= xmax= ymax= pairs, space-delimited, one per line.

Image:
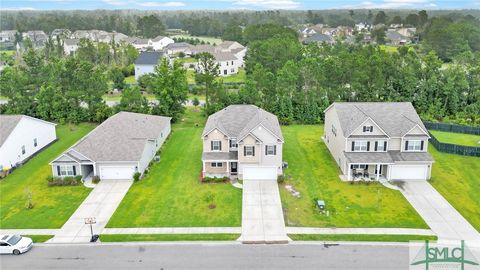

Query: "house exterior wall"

xmin=64 ymin=44 xmax=78 ymax=55
xmin=151 ymin=37 xmax=174 ymax=51
xmin=238 ymin=135 xmax=260 ymax=164
xmin=203 ymin=129 xmax=229 ymax=153
xmin=138 ymin=122 xmax=171 ymax=174
xmin=205 ymin=162 xmax=228 ymax=175
xmin=323 ymin=107 xmax=348 ymax=174
xmin=51 ymin=162 xmax=81 ymax=177
xmin=349 ymin=118 xmax=387 ymax=136
xmin=0 ymin=117 xmax=56 ymax=170
xmin=345 ymin=138 xmax=389 ymax=153
xmin=250 ymin=125 xmax=283 ymax=174
xmin=217 ymin=59 xmax=240 ymax=76
xmin=134 ymin=64 xmax=155 ymax=80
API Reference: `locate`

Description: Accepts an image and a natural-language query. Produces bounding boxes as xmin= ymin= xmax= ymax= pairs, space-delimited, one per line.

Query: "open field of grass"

xmin=429 ymin=130 xmax=480 ymax=147
xmin=429 ymin=147 xmax=480 ymax=231
xmin=280 ymin=125 xmax=428 ymax=229
xmin=100 ymin=234 xmax=240 ymax=242
xmin=171 ymin=34 xmax=222 ymax=45
xmin=0 ymin=123 xmax=96 ymax=229
xmin=289 ymin=234 xmax=437 ymax=242
xmin=107 ymin=108 xmax=242 ymax=227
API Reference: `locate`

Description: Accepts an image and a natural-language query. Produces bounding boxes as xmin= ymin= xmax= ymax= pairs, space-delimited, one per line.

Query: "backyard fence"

xmin=424 ymin=122 xmax=480 ymax=157
xmin=424 ymin=121 xmax=480 ymax=135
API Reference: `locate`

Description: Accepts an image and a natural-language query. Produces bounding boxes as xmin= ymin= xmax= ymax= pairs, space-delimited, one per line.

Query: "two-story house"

xmin=324 ymin=102 xmax=434 ymax=181
xmin=201 ymin=105 xmax=284 ymax=180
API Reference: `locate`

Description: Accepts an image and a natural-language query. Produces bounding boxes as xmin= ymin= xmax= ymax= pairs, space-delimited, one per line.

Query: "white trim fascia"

xmin=402 ymin=124 xmax=430 ymax=138
xmin=346 ymin=117 xmax=390 ymax=139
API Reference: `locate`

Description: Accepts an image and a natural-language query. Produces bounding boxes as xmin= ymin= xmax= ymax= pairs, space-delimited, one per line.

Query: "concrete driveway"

xmin=399 ymin=181 xmax=480 ymax=243
xmin=49 ymin=179 xmax=133 ymax=243
xmin=240 ymin=180 xmax=289 ymax=244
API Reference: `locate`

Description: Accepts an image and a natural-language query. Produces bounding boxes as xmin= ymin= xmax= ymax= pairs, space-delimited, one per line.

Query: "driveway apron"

xmin=399 ymin=181 xmax=480 ymax=244
xmin=240 ymin=180 xmax=289 ymax=244
xmin=49 ymin=179 xmax=133 ymax=243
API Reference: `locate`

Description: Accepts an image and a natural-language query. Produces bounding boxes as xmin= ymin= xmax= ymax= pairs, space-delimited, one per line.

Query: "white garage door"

xmin=243 ymin=166 xmax=277 ymax=180
xmin=99 ymin=166 xmax=135 ymax=180
xmin=390 ymin=164 xmax=428 ymax=180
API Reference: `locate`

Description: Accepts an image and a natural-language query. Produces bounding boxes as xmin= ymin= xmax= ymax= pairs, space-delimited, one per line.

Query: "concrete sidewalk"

xmin=240 ymin=180 xmax=289 ymax=244
xmin=49 ymin=179 xmax=133 ymax=243
xmin=102 ymin=227 xmax=241 ymax=234
xmin=400 ymin=181 xmax=480 ymax=243
xmin=285 ymin=227 xmax=435 ymax=236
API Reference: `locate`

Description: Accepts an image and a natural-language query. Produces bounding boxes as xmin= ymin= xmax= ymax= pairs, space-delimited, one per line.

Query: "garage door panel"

xmin=243 ymin=166 xmax=276 ymax=180
xmin=99 ymin=166 xmax=135 ymax=180
xmin=390 ymin=165 xmax=427 ymax=180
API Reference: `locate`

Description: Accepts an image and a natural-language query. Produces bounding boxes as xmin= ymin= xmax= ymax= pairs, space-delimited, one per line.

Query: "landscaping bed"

xmin=0 ymin=123 xmax=96 ymax=229
xmin=107 ymin=108 xmax=242 ymax=228
xmin=100 ymin=234 xmax=240 ymax=242
xmin=279 ymin=125 xmax=428 ymax=229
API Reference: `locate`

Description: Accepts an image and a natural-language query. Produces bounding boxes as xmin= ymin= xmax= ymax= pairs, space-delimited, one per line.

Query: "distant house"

xmin=51 ymin=29 xmax=71 ymax=40
xmin=150 ymin=36 xmax=174 ymax=51
xmin=63 ymin=39 xmax=80 ymax=55
xmin=192 ymin=41 xmax=246 ymax=75
xmin=0 ymin=115 xmax=57 ymax=172
xmin=217 ymin=41 xmax=246 ymax=67
xmin=23 ymin=31 xmax=48 ymax=48
xmin=134 ymin=51 xmax=164 ymax=80
xmin=0 ymin=30 xmax=17 ymax=43
xmin=130 ymin=38 xmax=151 ymax=51
xmin=213 ymin=52 xmax=241 ymax=76
xmin=192 ymin=44 xmax=216 ymax=54
xmin=165 ymin=42 xmax=194 ymax=56
xmin=355 ymin=22 xmax=370 ymax=32
xmin=51 ymin=112 xmax=171 ymax=180
xmin=386 ymin=31 xmax=409 ymax=45
xmin=303 ymin=33 xmax=335 ymax=45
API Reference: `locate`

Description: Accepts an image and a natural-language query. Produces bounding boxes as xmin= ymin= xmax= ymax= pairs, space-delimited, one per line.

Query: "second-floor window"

xmin=352 ymin=141 xmax=369 ymax=151
xmin=375 ymin=141 xmax=387 ymax=151
xmin=266 ymin=145 xmax=276 ymax=156
xmin=211 ymin=140 xmax=221 ymax=151
xmin=406 ymin=140 xmax=423 ymax=151
xmin=363 ymin=126 xmax=373 ymax=132
xmin=21 ymin=145 xmax=26 ymax=155
xmin=244 ymin=146 xmax=255 ymax=156
xmin=332 ymin=125 xmax=337 ymax=137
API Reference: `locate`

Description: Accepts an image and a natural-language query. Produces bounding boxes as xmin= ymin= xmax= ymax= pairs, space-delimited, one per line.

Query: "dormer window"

xmin=363 ymin=126 xmax=373 ymax=132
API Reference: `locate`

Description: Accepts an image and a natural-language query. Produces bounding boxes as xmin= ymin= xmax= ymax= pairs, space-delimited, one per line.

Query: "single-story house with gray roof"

xmin=50 ymin=112 xmax=171 ymax=180
xmin=134 ymin=51 xmax=165 ymax=80
xmin=323 ymin=102 xmax=434 ymax=181
xmin=201 ymin=105 xmax=284 ymax=180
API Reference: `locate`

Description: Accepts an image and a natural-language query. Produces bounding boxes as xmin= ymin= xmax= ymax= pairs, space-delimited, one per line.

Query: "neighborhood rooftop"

xmin=62 ymin=112 xmax=171 ymax=162
xmin=202 ymin=105 xmax=284 ymax=141
xmin=134 ymin=51 xmax=164 ymax=65
xmin=0 ymin=115 xmax=55 ymax=147
xmin=329 ymin=102 xmax=428 ymax=137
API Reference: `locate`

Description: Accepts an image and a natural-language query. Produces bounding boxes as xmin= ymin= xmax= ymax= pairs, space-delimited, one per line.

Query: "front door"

xmin=230 ymin=162 xmax=238 ymax=174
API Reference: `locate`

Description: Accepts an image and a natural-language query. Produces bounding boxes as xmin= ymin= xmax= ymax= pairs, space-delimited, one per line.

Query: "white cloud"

xmin=232 ymin=0 xmax=301 ymax=9
xmin=2 ymin=7 xmax=37 ymax=10
xmin=343 ymin=0 xmax=438 ymax=9
xmin=138 ymin=1 xmax=185 ymax=7
xmin=102 ymin=0 xmax=130 ymax=6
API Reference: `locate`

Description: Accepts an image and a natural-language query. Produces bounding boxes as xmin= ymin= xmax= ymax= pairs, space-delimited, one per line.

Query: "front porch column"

xmin=202 ymin=161 xmax=206 ymax=176
xmin=347 ymin=164 xmax=351 ymax=181
xmin=376 ymin=164 xmax=380 ymax=180
xmin=226 ymin=161 xmax=230 ymax=176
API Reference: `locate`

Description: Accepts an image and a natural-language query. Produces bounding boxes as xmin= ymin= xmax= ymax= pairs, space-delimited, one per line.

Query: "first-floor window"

xmin=406 ymin=140 xmax=423 ymax=151
xmin=351 ymin=164 xmax=367 ymax=169
xmin=266 ymin=145 xmax=276 ymax=156
xmin=231 ymin=68 xmax=235 ymax=73
xmin=58 ymin=165 xmax=75 ymax=176
xmin=223 ymin=70 xmax=227 ymax=75
xmin=33 ymin=138 xmax=38 ymax=147
xmin=21 ymin=145 xmax=26 ymax=155
xmin=211 ymin=162 xmax=223 ymax=168
xmin=244 ymin=146 xmax=255 ymax=156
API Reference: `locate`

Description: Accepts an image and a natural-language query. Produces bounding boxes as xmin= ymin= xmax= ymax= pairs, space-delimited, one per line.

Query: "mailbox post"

xmin=84 ymin=217 xmax=96 ymax=241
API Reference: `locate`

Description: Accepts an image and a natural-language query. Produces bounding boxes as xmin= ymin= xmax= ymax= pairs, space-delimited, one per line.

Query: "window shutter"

xmin=265 ymin=145 xmax=267 ymax=154
xmin=274 ymin=145 xmax=277 ymax=155
xmin=420 ymin=140 xmax=424 ymax=151
xmin=367 ymin=141 xmax=370 ymax=151
xmin=244 ymin=146 xmax=246 ymax=156
xmin=405 ymin=141 xmax=409 ymax=151
xmin=219 ymin=141 xmax=222 ymax=151
xmin=362 ymin=126 xmax=366 ymax=132
xmin=57 ymin=166 xmax=61 ymax=175
xmin=365 ymin=165 xmax=369 ymax=170
xmin=370 ymin=126 xmax=373 ymax=132
xmin=383 ymin=141 xmax=387 ymax=151
xmin=211 ymin=141 xmax=214 ymax=151
xmin=351 ymin=141 xmax=355 ymax=151
xmin=252 ymin=146 xmax=255 ymax=156
xmin=374 ymin=141 xmax=378 ymax=151
xmin=72 ymin=166 xmax=76 ymax=175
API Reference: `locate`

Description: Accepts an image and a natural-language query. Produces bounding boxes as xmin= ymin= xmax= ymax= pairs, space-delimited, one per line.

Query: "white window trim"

xmin=59 ymin=165 xmax=75 ymax=176
xmin=245 ymin=145 xmax=254 ymax=156
xmin=266 ymin=145 xmax=276 ymax=156
xmin=376 ymin=140 xmax=387 ymax=152
xmin=407 ymin=140 xmax=422 ymax=151
xmin=212 ymin=140 xmax=221 ymax=151
xmin=354 ymin=141 xmax=368 ymax=152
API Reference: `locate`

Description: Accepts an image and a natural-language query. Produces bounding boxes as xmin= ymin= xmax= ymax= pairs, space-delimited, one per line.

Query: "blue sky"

xmin=1 ymin=0 xmax=479 ymax=11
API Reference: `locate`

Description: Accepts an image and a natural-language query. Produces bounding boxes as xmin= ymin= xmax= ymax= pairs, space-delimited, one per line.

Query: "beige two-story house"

xmin=201 ymin=105 xmax=284 ymax=180
xmin=324 ymin=102 xmax=434 ymax=181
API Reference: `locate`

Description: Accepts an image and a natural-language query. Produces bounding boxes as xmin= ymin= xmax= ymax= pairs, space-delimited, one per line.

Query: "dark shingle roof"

xmin=0 ymin=115 xmax=23 ymax=147
xmin=134 ymin=51 xmax=164 ymax=65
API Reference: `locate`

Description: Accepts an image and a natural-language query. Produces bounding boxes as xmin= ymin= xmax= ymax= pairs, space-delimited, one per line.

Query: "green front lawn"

xmin=100 ymin=234 xmax=240 ymax=242
xmin=429 ymin=147 xmax=480 ymax=231
xmin=289 ymin=234 xmax=437 ymax=242
xmin=280 ymin=125 xmax=428 ymax=229
xmin=430 ymin=130 xmax=480 ymax=147
xmin=107 ymin=108 xmax=242 ymax=227
xmin=26 ymin=235 xmax=54 ymax=243
xmin=221 ymin=68 xmax=246 ymax=83
xmin=0 ymin=123 xmax=96 ymax=229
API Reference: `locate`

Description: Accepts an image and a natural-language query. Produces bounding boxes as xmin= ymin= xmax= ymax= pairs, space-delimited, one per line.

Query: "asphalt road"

xmin=0 ymin=242 xmax=410 ymax=270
